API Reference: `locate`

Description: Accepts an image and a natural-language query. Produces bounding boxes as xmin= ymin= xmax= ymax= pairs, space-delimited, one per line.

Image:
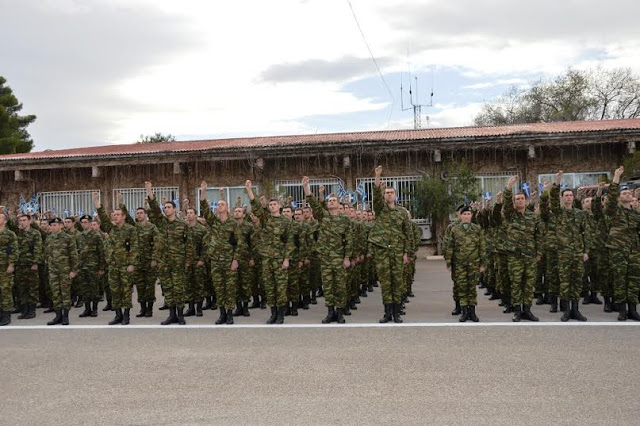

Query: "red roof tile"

xmin=2 ymin=118 xmax=639 ymax=162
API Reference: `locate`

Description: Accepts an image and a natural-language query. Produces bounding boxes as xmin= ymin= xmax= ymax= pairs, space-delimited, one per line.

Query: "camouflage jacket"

xmin=77 ymin=229 xmax=105 ymax=270
xmin=147 ymin=197 xmax=188 ymax=264
xmin=549 ymin=184 xmax=588 ymax=255
xmin=445 ymin=222 xmax=486 ymax=270
xmin=44 ymin=231 xmax=77 ymax=272
xmin=306 ymin=195 xmax=352 ymax=259
xmin=604 ymin=182 xmax=640 ymax=252
xmin=97 ymin=206 xmax=139 ymax=267
xmin=368 ymin=184 xmax=409 ymax=252
xmin=15 ymin=227 xmax=43 ymax=266
xmin=0 ymin=227 xmax=19 ymax=266
xmin=503 ymin=187 xmax=541 ymax=258
xmin=249 ymin=199 xmax=294 ymax=261
xmin=200 ymin=200 xmax=244 ymax=262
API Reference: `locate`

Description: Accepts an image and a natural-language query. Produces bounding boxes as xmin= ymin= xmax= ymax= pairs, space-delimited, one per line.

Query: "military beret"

xmin=456 ymin=204 xmax=466 ymax=212
xmin=49 ymin=217 xmax=63 ymax=224
xmin=80 ymin=214 xmax=92 ymax=221
xmin=460 ymin=206 xmax=472 ymax=213
xmin=619 ymin=184 xmax=630 ymax=192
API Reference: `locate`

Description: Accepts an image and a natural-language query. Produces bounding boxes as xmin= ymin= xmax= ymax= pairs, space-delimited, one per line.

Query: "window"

xmin=275 ymin=179 xmax=344 ymax=208
xmin=537 ymin=172 xmax=610 ymax=189
xmin=113 ymin=187 xmax=180 ymax=215
xmin=40 ymin=190 xmax=99 ymax=217
xmin=475 ymin=173 xmax=520 ymax=205
xmin=356 ymin=176 xmax=419 ymax=214
xmin=195 ymin=185 xmax=260 ymax=215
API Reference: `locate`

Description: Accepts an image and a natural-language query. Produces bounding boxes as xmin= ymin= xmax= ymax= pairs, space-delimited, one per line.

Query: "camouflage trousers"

xmin=203 ymin=263 xmax=215 ymax=298
xmin=15 ymin=265 xmax=39 ymax=305
xmin=38 ymin=263 xmax=51 ymax=303
xmin=49 ymin=267 xmax=72 ymax=310
xmin=134 ymin=265 xmax=157 ymax=303
xmin=109 ymin=265 xmax=134 ymax=309
xmin=159 ymin=259 xmax=186 ymax=309
xmin=320 ymin=256 xmax=348 ymax=309
xmin=403 ymin=259 xmax=416 ymax=294
xmin=251 ymin=259 xmax=264 ymax=299
xmin=598 ymin=250 xmax=613 ymax=298
xmin=299 ymin=263 xmax=311 ymax=296
xmin=309 ymin=256 xmax=322 ymax=293
xmin=495 ymin=253 xmax=510 ymax=300
xmin=0 ymin=266 xmax=14 ymax=311
xmin=372 ymin=246 xmax=405 ymax=305
xmin=544 ymin=250 xmax=559 ymax=296
xmin=507 ymin=254 xmax=536 ymax=306
xmin=236 ymin=261 xmax=253 ymax=303
xmin=609 ymin=249 xmax=640 ymax=305
xmin=349 ymin=263 xmax=360 ymax=298
xmin=558 ymin=251 xmax=584 ymax=301
xmin=453 ymin=261 xmax=480 ymax=306
xmin=211 ymin=258 xmax=238 ymax=311
xmin=262 ymin=257 xmax=288 ymax=308
xmin=536 ymin=254 xmax=547 ymax=294
xmin=287 ymin=263 xmax=301 ymax=303
xmin=77 ymin=264 xmax=101 ymax=302
xmin=184 ymin=263 xmax=206 ymax=303
xmin=582 ymin=252 xmax=600 ymax=295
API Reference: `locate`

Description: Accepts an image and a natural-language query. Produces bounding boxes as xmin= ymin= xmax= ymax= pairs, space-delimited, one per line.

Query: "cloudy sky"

xmin=2 ymin=0 xmax=640 ymax=150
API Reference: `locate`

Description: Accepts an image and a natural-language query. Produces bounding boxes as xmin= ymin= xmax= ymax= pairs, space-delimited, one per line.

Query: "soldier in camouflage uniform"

xmin=503 ymin=176 xmax=541 ymax=322
xmin=605 ymin=167 xmax=640 ymax=321
xmin=303 ymin=206 xmax=321 ymax=305
xmin=144 ymin=182 xmax=188 ymax=325
xmin=184 ymin=207 xmax=208 ymax=318
xmin=0 ymin=213 xmax=18 ymax=326
xmin=94 ymin=193 xmax=139 ymax=325
xmin=301 ymin=177 xmax=352 ymax=323
xmin=11 ymin=214 xmax=42 ymax=320
xmin=591 ymin=184 xmax=614 ymax=312
xmin=232 ymin=205 xmax=254 ymax=317
xmin=405 ymin=212 xmax=421 ymax=299
xmin=200 ymin=182 xmax=245 ymax=325
xmin=294 ymin=208 xmax=312 ymax=309
xmin=491 ymin=192 xmax=514 ymax=314
xmin=282 ymin=205 xmax=305 ymax=316
xmin=578 ymin=191 xmax=603 ymax=306
xmin=63 ymin=216 xmax=82 ymax=308
xmin=368 ymin=166 xmax=410 ymax=324
xmin=443 ymin=205 xmax=463 ymax=315
xmin=38 ymin=218 xmax=54 ymax=313
xmin=539 ymin=182 xmax=561 ymax=312
xmin=445 ymin=206 xmax=486 ymax=322
xmin=44 ymin=217 xmax=77 ymax=326
xmin=76 ymin=215 xmax=105 ymax=318
xmin=247 ymin=180 xmax=294 ymax=324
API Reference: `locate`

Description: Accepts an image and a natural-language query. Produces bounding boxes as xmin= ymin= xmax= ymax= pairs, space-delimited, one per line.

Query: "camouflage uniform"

xmin=235 ymin=219 xmax=255 ymax=310
xmin=286 ymin=218 xmax=305 ymax=311
xmin=185 ymin=221 xmax=208 ymax=308
xmin=76 ymin=228 xmax=105 ymax=303
xmin=404 ymin=219 xmax=421 ymax=296
xmin=98 ymin=207 xmax=138 ymax=310
xmin=445 ymin=222 xmax=486 ymax=307
xmin=0 ymin=228 xmax=18 ymax=316
xmin=592 ymin=194 xmax=613 ymax=307
xmin=14 ymin=227 xmax=43 ymax=309
xmin=306 ymin=218 xmax=322 ymax=298
xmin=44 ymin=231 xmax=77 ymax=310
xmin=491 ymin=203 xmax=512 ymax=309
xmin=443 ymin=218 xmax=461 ymax=303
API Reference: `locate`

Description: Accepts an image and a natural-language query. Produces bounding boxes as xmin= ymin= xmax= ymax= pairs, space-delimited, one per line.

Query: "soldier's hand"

xmin=116 ymin=192 xmax=124 ymax=205
xmin=375 ymin=165 xmax=383 ymax=177
xmin=245 ymin=180 xmax=252 ymax=190
xmin=507 ymin=175 xmax=518 ymax=189
xmin=282 ymin=259 xmax=289 ymax=270
xmin=127 ymin=265 xmax=135 ymax=273
xmin=197 ymin=260 xmax=204 ymax=267
xmin=479 ymin=266 xmax=486 ymax=273
xmin=98 ymin=270 xmax=104 ymax=277
xmin=301 ymin=176 xmax=309 ymax=188
xmin=150 ymin=261 xmax=158 ymax=268
xmin=555 ymin=170 xmax=563 ymax=185
xmin=583 ymin=253 xmax=589 ymax=262
xmin=249 ymin=259 xmax=255 ymax=267
xmin=6 ymin=265 xmax=14 ymax=274
xmin=343 ymin=257 xmax=350 ymax=269
xmin=496 ymin=191 xmax=503 ymax=203
xmin=182 ymin=198 xmax=189 ymax=207
xmin=92 ymin=191 xmax=101 ymax=208
xmin=69 ymin=271 xmax=76 ymax=279
xmin=613 ymin=166 xmax=624 ymax=184
xmin=403 ymin=253 xmax=410 ymax=265
xmin=231 ymin=259 xmax=239 ymax=271
xmin=30 ymin=264 xmax=38 ymax=271
xmin=218 ymin=188 xmax=225 ymax=199
xmin=144 ymin=181 xmax=153 ymax=197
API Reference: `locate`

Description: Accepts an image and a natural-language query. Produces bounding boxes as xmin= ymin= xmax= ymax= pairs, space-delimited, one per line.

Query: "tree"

xmin=137 ymin=132 xmax=177 ymax=143
xmin=0 ymin=76 xmax=36 ymax=154
xmin=413 ymin=161 xmax=479 ymax=254
xmin=474 ymin=66 xmax=640 ymax=126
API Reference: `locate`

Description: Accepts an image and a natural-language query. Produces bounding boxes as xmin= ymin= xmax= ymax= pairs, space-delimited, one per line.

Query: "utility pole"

xmin=401 ymin=75 xmax=433 ymax=129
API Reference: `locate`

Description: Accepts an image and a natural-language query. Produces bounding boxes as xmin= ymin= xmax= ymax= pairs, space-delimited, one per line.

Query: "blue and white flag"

xmin=483 ymin=192 xmax=492 ymax=200
xmin=538 ymin=183 xmax=544 ymax=194
xmin=521 ymin=182 xmax=531 ymax=198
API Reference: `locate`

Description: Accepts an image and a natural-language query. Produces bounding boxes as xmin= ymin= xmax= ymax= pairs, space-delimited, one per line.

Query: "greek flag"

xmin=521 ymin=182 xmax=531 ymax=198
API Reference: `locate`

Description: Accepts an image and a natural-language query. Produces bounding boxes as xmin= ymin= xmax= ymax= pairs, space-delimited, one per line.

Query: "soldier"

xmin=63 ymin=216 xmax=82 ymax=308
xmin=184 ymin=206 xmax=208 ymax=318
xmin=294 ymin=208 xmax=312 ymax=309
xmin=549 ymin=171 xmax=589 ymax=322
xmin=44 ymin=217 xmax=77 ymax=326
xmin=0 ymin=213 xmax=18 ymax=326
xmin=232 ymin=205 xmax=254 ymax=317
xmin=367 ymin=166 xmax=410 ymax=324
xmin=443 ymin=205 xmax=464 ymax=315
xmin=301 ymin=176 xmax=352 ymax=324
xmin=91 ymin=219 xmax=113 ymax=312
xmin=38 ymin=218 xmax=54 ymax=313
xmin=405 ymin=211 xmax=422 ymax=299
xmin=445 ymin=206 xmax=486 ymax=322
xmin=282 ymin=205 xmax=304 ymax=316
xmin=592 ymin=183 xmax=614 ymax=312
xmin=605 ymin=167 xmax=640 ymax=321
xmin=302 ymin=206 xmax=321 ymax=305
xmin=247 ymin=180 xmax=295 ymax=324
xmin=200 ymin=181 xmax=245 ymax=325
xmin=145 ymin=182 xmax=188 ymax=325
xmin=76 ymin=214 xmax=105 ymax=317
xmin=579 ymin=190 xmax=602 ymax=305
xmin=491 ymin=191 xmax=514 ymax=314
xmin=94 ymin=193 xmax=138 ymax=325
xmin=503 ymin=176 xmax=542 ymax=322
xmin=12 ymin=214 xmax=42 ymax=320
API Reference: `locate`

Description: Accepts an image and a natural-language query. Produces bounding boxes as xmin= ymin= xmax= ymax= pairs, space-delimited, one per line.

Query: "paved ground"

xmin=2 ymin=260 xmax=640 ymax=425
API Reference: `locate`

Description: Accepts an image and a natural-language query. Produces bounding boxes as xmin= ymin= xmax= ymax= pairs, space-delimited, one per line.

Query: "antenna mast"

xmin=401 ymin=73 xmax=434 ymax=129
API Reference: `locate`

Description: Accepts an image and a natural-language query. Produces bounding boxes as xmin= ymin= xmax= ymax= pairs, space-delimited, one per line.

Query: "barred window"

xmin=275 ymin=179 xmax=344 ymax=208
xmin=40 ymin=190 xmax=99 ymax=218
xmin=537 ymin=171 xmax=610 ymax=189
xmin=113 ymin=187 xmax=180 ymax=216
xmin=195 ymin=185 xmax=260 ymax=215
xmin=356 ymin=176 xmax=418 ymax=214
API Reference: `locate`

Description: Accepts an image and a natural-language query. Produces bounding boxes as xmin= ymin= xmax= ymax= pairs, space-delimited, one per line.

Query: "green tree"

xmin=474 ymin=66 xmax=640 ymax=126
xmin=413 ymin=161 xmax=479 ymax=254
xmin=0 ymin=76 xmax=36 ymax=154
xmin=137 ymin=132 xmax=177 ymax=143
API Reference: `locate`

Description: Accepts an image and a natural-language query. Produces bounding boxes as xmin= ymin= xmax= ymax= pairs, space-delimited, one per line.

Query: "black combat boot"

xmin=560 ymin=300 xmax=571 ymax=322
xmin=196 ymin=301 xmax=203 ymax=317
xmin=521 ymin=305 xmax=539 ymax=322
xmin=604 ymin=297 xmax=613 ymax=312
xmin=161 ymin=306 xmax=177 ymax=325
xmin=136 ymin=302 xmax=146 ymax=318
xmin=43 ymin=301 xmax=55 ymax=313
xmin=343 ymin=304 xmax=351 ymax=316
xmin=393 ymin=303 xmax=404 ymax=323
xmin=203 ymin=296 xmax=212 ymax=310
xmin=249 ymin=295 xmax=260 ymax=309
xmin=489 ymin=290 xmax=500 ymax=301
xmin=468 ymin=306 xmax=479 ymax=322
xmin=158 ymin=301 xmax=169 ymax=311
xmin=627 ymin=304 xmax=640 ymax=321
xmin=582 ymin=293 xmax=591 ymax=305
xmin=301 ymin=295 xmax=310 ymax=310
xmin=275 ymin=307 xmax=285 ymax=324
xmin=79 ymin=302 xmax=92 ymax=318
xmin=61 ymin=309 xmax=70 ymax=325
xmin=259 ymin=297 xmax=266 ymax=309
xmin=617 ymin=303 xmax=627 ymax=321
xmin=226 ymin=309 xmax=234 ymax=325
xmin=74 ymin=298 xmax=83 ymax=308
xmin=215 ymin=307 xmax=227 ymax=324
xmin=317 ymin=287 xmax=324 ymax=297
xmin=512 ymin=305 xmax=522 ymax=322
xmin=451 ymin=300 xmax=461 ymax=316
xmin=91 ymin=301 xmax=99 ymax=317
xmin=407 ymin=290 xmax=415 ymax=297
xmin=560 ymin=299 xmax=568 ymax=312
xmin=0 ymin=311 xmax=11 ymax=326
xmin=355 ymin=295 xmax=361 ymax=304
xmin=145 ymin=302 xmax=153 ymax=318
xmin=211 ymin=295 xmax=218 ymax=310
xmin=549 ymin=296 xmax=558 ymax=313
xmin=322 ymin=307 xmax=336 ymax=324
xmin=535 ymin=293 xmax=545 ymax=305
xmin=102 ymin=297 xmax=113 ymax=311
xmin=459 ymin=306 xmax=469 ymax=323
xmin=242 ymin=301 xmax=250 ymax=317
xmin=122 ymin=308 xmax=130 ymax=325
xmin=176 ymin=307 xmax=186 ymax=325
xmin=47 ymin=310 xmax=62 ymax=326
xmin=232 ymin=301 xmax=243 ymax=317
xmin=184 ymin=302 xmax=196 ymax=317
xmin=335 ymin=308 xmax=345 ymax=324
xmin=379 ymin=304 xmax=392 ymax=323
xmin=571 ymin=300 xmax=587 ymax=322
xmin=367 ymin=280 xmax=374 ymax=292
xmin=310 ymin=292 xmax=317 ymax=305
xmin=590 ymin=292 xmax=603 ymax=305
xmin=16 ymin=304 xmax=27 ymax=319
xmin=503 ymin=298 xmax=513 ymax=314
xmin=290 ymin=301 xmax=298 ymax=316
xmin=360 ymin=285 xmax=368 ymax=297
xmin=109 ymin=308 xmax=123 ymax=325
xmin=484 ymin=288 xmax=492 ymax=296
xmin=266 ymin=307 xmax=277 ymax=324
xmin=349 ymin=298 xmax=357 ymax=310
xmin=23 ymin=304 xmax=36 ymax=319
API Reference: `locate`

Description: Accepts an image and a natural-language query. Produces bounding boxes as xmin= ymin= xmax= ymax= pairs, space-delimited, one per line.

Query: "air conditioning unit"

xmin=418 ymin=224 xmax=432 ymax=241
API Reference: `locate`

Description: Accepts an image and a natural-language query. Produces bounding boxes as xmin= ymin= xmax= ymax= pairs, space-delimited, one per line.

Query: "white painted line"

xmin=1 ymin=321 xmax=639 ymax=330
